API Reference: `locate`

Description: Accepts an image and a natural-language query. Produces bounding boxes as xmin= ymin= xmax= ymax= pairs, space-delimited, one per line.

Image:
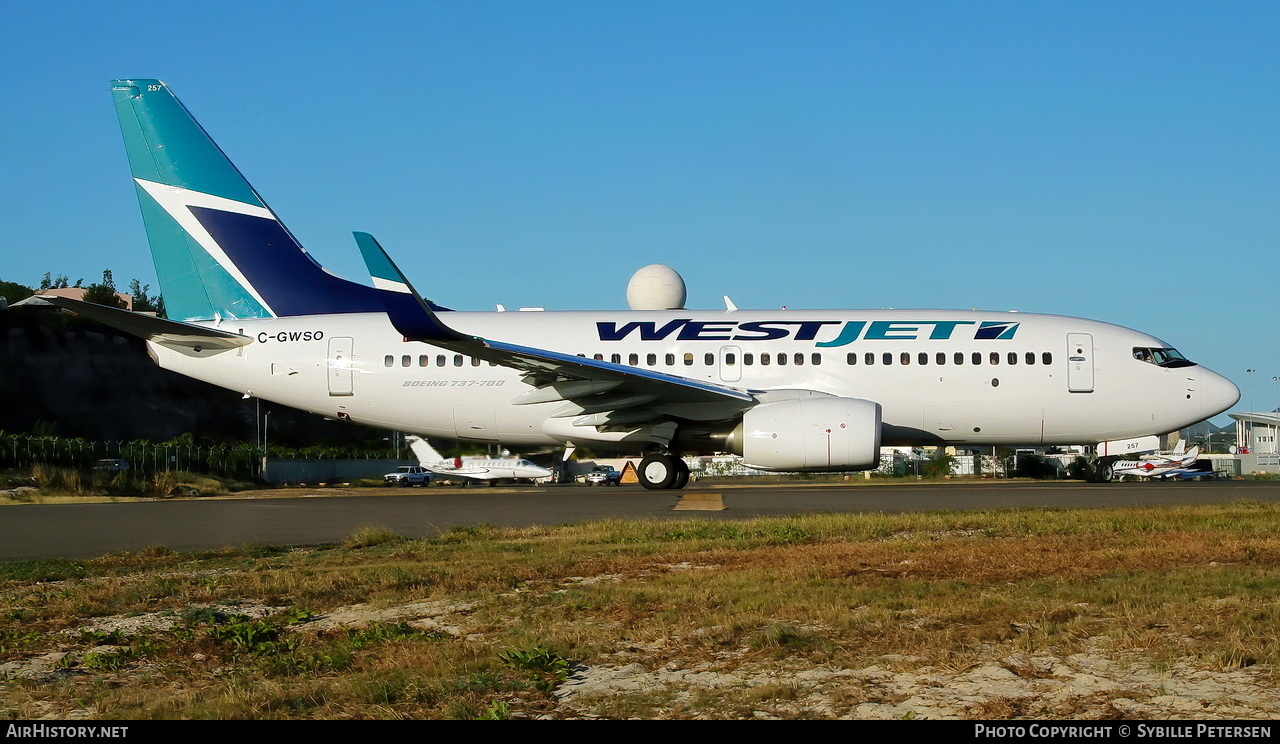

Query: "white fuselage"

xmin=422 ymin=458 xmax=553 ymax=481
xmin=149 ymin=308 xmax=1238 ymax=451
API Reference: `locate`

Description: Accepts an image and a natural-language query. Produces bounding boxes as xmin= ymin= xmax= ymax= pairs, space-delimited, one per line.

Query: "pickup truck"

xmin=586 ymin=465 xmax=622 ymax=486
xmin=384 ymin=465 xmax=432 ymax=486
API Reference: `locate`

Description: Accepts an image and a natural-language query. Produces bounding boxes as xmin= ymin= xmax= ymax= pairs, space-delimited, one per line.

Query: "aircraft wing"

xmin=355 ymin=233 xmax=757 ymax=434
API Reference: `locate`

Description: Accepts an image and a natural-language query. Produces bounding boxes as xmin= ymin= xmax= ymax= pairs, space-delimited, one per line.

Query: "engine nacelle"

xmin=735 ymin=397 xmax=881 ymax=472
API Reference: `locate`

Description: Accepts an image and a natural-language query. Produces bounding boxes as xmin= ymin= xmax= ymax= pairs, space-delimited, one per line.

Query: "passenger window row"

xmin=384 ymin=354 xmax=497 ymax=368
xmin=383 ymin=349 xmax=1055 ymax=371
xmin=584 ymin=352 xmax=826 ymax=367
xmin=844 ymin=351 xmax=1054 ymax=366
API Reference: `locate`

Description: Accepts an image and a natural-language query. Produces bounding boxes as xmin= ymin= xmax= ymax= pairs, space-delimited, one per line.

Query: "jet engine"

xmin=726 ymin=397 xmax=882 ymax=472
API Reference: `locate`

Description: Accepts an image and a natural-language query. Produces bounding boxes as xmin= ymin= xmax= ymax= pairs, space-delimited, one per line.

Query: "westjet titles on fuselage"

xmin=596 ymin=319 xmax=1020 ymax=345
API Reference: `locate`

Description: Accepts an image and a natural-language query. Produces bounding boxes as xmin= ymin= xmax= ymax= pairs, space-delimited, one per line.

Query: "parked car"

xmin=383 ymin=465 xmax=432 ymax=486
xmin=586 ymin=465 xmax=622 ymax=486
xmin=92 ymin=459 xmax=131 ymax=472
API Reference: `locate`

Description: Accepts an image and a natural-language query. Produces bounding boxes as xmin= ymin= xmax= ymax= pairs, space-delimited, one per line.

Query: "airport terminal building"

xmin=1226 ymin=412 xmax=1280 ymax=474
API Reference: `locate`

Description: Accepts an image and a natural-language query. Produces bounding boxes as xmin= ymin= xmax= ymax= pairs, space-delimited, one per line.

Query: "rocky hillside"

xmin=0 ymin=309 xmax=373 ymax=446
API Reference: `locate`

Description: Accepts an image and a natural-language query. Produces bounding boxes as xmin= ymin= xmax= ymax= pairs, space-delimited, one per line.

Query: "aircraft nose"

xmin=1200 ymin=369 xmax=1240 ymax=418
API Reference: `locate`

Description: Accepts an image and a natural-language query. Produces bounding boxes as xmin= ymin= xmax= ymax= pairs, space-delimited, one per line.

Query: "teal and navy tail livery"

xmin=27 ymin=79 xmax=1238 ymax=490
xmin=111 ymin=79 xmax=436 ymax=322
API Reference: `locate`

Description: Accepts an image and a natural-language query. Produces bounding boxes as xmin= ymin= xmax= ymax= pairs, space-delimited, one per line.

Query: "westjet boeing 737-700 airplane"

xmin=20 ymin=80 xmax=1240 ymax=489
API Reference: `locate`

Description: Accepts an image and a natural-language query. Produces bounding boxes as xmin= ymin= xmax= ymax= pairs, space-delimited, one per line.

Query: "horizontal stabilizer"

xmin=11 ymin=295 xmax=250 ymax=349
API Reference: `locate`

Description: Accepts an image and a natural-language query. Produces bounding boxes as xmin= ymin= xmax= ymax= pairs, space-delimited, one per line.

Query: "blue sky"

xmin=3 ymin=1 xmax=1277 ymax=424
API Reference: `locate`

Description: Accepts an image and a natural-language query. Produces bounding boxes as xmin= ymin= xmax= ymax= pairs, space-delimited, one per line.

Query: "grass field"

xmin=2 ymin=503 xmax=1280 ymax=719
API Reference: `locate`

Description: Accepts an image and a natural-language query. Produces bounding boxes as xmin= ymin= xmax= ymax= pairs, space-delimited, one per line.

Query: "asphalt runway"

xmin=3 ymin=479 xmax=1279 ymax=561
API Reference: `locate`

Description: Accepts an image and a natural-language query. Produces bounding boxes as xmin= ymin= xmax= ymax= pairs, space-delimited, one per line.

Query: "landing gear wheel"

xmin=1095 ymin=462 xmax=1114 ymax=483
xmin=639 ymin=454 xmax=679 ymax=490
xmin=672 ymin=458 xmax=690 ymax=490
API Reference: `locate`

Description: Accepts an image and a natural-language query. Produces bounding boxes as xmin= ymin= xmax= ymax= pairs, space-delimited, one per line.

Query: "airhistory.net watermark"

xmin=5 ymin=725 xmax=128 ymax=739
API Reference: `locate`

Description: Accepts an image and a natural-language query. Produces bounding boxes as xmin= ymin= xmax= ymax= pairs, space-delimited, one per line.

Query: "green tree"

xmin=128 ymin=279 xmax=164 ymax=315
xmin=921 ymin=449 xmax=956 ymax=478
xmin=39 ymin=273 xmax=74 ymax=290
xmin=0 ymin=280 xmax=33 ymax=304
xmin=82 ymin=270 xmax=128 ymax=309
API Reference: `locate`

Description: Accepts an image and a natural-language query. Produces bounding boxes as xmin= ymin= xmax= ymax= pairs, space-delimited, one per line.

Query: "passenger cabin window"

xmin=401 ymin=355 xmax=411 ymax=367
xmin=1042 ymin=352 xmax=1052 ymax=365
xmin=646 ymin=353 xmax=657 ymax=366
xmin=1008 ymin=352 xmax=1017 ymax=365
xmin=811 ymin=353 xmax=821 ymax=366
xmin=847 ymin=353 xmax=857 ymax=365
xmin=761 ymin=353 xmax=771 ymax=366
xmin=865 ymin=352 xmax=874 ymax=366
xmin=777 ymin=353 xmax=787 ymax=366
xmin=705 ymin=353 xmax=714 ymax=366
xmin=1025 ymin=352 xmax=1035 ymax=365
xmin=900 ymin=352 xmax=910 ymax=365
xmin=919 ymin=352 xmax=928 ymax=365
xmin=937 ymin=352 xmax=946 ymax=365
xmin=454 ymin=355 xmax=464 ymax=367
xmin=611 ymin=354 xmax=621 ymax=364
xmin=972 ymin=352 xmax=982 ymax=365
xmin=436 ymin=355 xmax=446 ymax=367
xmin=384 ymin=355 xmax=394 ymax=368
xmin=794 ymin=352 xmax=804 ymax=366
xmin=629 ymin=353 xmax=639 ymax=366
xmin=954 ymin=352 xmax=964 ymax=365
xmin=989 ymin=352 xmax=999 ymax=365
xmin=744 ymin=353 xmax=754 ymax=365
xmin=684 ymin=353 xmax=694 ymax=366
xmin=419 ymin=355 xmax=428 ymax=367
xmin=725 ymin=353 xmax=737 ymax=365
xmin=665 ymin=353 xmax=675 ymax=366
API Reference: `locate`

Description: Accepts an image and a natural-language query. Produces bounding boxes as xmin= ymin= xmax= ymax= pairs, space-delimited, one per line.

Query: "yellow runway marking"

xmin=673 ymin=492 xmax=724 ymax=511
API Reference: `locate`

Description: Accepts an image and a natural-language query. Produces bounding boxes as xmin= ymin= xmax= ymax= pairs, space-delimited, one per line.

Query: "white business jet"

xmin=1104 ymin=441 xmax=1202 ymax=481
xmin=404 ymin=436 xmax=552 ymax=485
xmin=17 ymin=80 xmax=1240 ymax=490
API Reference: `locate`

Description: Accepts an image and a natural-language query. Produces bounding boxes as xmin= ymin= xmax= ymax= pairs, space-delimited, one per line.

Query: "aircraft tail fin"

xmin=405 ymin=435 xmax=445 ymax=465
xmin=111 ymin=79 xmax=387 ymax=322
xmin=1171 ymin=439 xmax=1186 ymax=456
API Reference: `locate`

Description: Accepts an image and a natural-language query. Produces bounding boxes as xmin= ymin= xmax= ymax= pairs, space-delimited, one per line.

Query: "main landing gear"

xmin=638 ymin=453 xmax=690 ymax=490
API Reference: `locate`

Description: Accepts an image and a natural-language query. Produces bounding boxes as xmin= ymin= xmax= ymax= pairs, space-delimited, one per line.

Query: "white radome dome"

xmin=626 ymin=264 xmax=687 ymax=310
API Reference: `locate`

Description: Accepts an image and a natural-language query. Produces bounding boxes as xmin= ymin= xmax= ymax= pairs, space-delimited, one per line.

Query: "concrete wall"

xmin=263 ymin=458 xmax=416 ymax=485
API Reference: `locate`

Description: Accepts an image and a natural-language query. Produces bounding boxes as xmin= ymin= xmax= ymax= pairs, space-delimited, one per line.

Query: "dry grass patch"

xmin=5 ymin=504 xmax=1280 ymax=718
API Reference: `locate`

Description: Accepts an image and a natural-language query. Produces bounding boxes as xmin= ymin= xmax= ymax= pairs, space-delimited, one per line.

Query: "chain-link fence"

xmin=0 ymin=433 xmax=266 ymax=479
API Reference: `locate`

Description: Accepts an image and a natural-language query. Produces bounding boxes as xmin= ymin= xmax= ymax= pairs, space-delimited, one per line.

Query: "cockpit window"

xmin=1133 ymin=347 xmax=1195 ymax=368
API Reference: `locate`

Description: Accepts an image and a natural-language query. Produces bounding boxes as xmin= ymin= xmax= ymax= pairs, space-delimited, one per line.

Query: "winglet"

xmin=354 ymin=232 xmax=468 ymax=343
